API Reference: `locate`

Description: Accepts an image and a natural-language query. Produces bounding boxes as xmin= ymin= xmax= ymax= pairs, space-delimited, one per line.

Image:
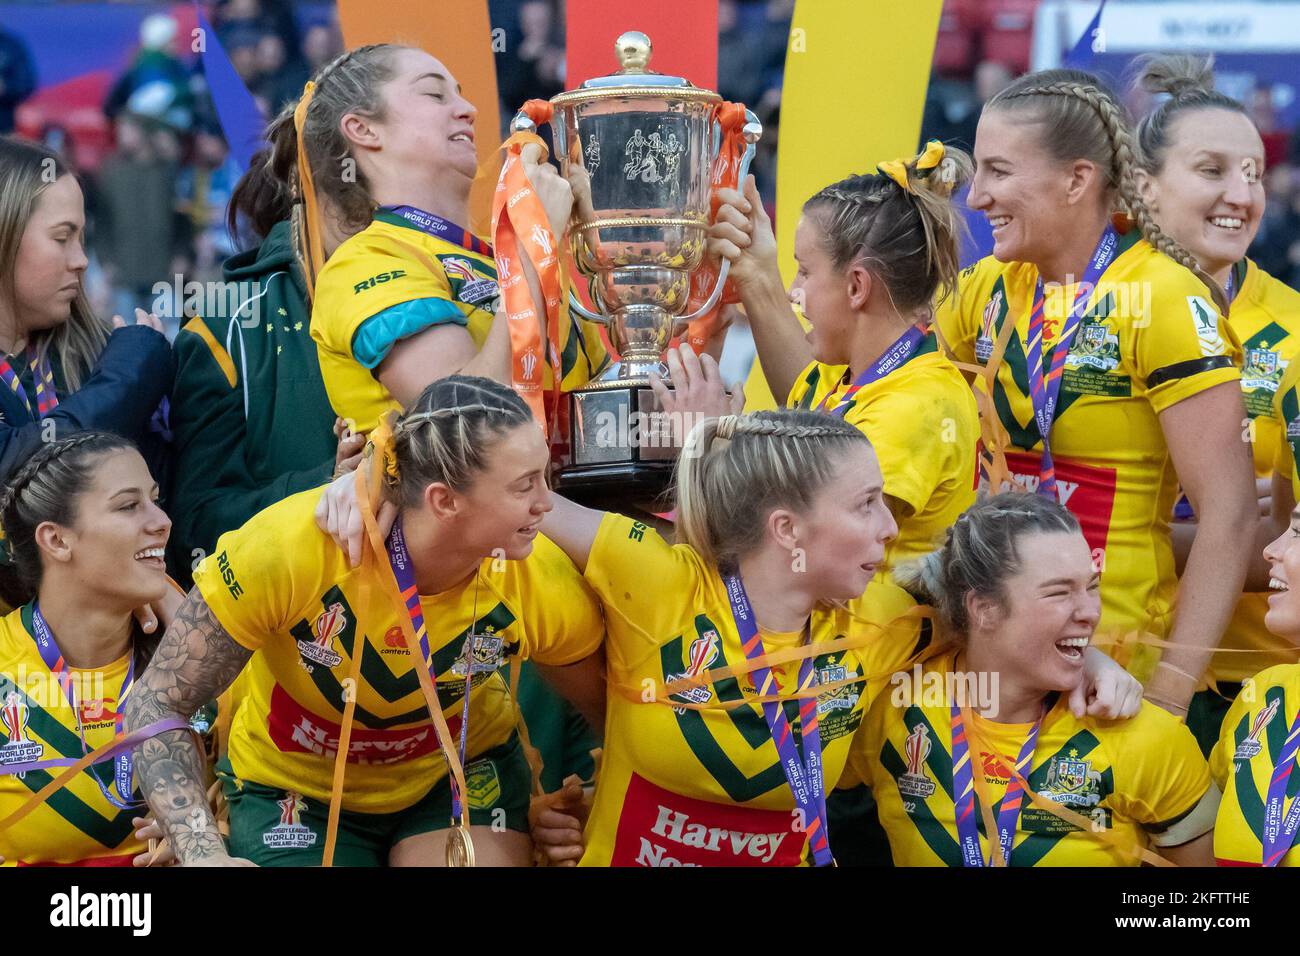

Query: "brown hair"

xmin=1131 ymin=53 xmax=1253 ymax=176
xmin=802 ymin=146 xmax=973 ymax=314
xmin=896 ymin=492 xmax=1080 ymax=639
xmin=267 ymin=44 xmax=410 ymax=234
xmin=986 ymin=68 xmax=1229 ymax=314
xmin=389 ymin=375 xmax=533 ymax=508
xmin=0 ymin=431 xmax=157 ymax=670
xmin=0 ymin=137 xmax=110 ymax=390
xmin=676 ymin=410 xmax=872 ymax=572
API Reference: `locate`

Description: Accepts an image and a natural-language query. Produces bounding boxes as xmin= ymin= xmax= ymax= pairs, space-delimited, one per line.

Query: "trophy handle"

xmin=569 ymin=288 xmax=604 ymax=323
xmin=676 ymin=109 xmax=762 ymax=327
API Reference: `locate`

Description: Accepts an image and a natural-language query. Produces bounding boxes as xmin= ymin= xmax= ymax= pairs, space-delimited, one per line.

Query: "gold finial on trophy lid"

xmin=615 ymin=31 xmax=652 ymax=74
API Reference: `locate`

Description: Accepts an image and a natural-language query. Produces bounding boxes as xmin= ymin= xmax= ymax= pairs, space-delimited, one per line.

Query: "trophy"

xmin=511 ymin=31 xmax=761 ymax=509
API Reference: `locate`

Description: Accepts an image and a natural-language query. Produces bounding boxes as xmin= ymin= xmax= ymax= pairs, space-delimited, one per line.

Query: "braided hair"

xmin=986 ymin=68 xmax=1229 ymax=315
xmin=675 ymin=409 xmax=872 ymax=572
xmin=389 ymin=375 xmax=533 ymax=507
xmin=895 ymin=492 xmax=1080 ymax=639
xmin=0 ymin=432 xmax=158 ymax=670
xmin=803 ymin=147 xmax=973 ymax=315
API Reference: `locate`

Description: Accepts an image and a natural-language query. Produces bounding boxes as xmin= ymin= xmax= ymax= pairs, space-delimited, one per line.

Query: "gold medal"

xmin=445 ymin=821 xmax=476 ymax=867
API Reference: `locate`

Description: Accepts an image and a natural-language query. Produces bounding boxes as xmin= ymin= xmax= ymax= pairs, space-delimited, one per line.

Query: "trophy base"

xmin=553 ymin=384 xmax=680 ymax=511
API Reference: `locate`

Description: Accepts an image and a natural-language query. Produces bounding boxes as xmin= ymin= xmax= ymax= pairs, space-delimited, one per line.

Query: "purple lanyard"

xmin=0 ymin=350 xmax=58 ymax=420
xmin=29 ymin=603 xmax=139 ymax=809
xmin=817 ymin=322 xmax=929 ymax=418
xmin=1024 ymin=225 xmax=1120 ymax=498
xmin=1262 ymin=702 xmax=1300 ymax=866
xmin=379 ymin=205 xmax=493 ymax=257
xmin=1225 ymin=267 xmax=1238 ymax=305
xmin=385 ymin=517 xmax=472 ymax=823
xmin=949 ymin=702 xmax=1044 ymax=867
xmin=722 ymin=573 xmax=832 ymax=866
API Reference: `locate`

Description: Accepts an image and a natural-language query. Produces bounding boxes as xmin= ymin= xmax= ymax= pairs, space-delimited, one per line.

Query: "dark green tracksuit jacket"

xmin=167 ymin=221 xmax=337 ymax=586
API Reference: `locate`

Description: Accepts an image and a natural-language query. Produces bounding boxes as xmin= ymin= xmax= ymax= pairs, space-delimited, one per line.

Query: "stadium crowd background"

xmin=3 ymin=0 xmax=1299 ymax=346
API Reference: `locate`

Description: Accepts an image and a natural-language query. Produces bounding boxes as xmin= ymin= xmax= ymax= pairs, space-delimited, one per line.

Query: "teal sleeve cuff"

xmin=351 ymin=297 xmax=468 ymax=369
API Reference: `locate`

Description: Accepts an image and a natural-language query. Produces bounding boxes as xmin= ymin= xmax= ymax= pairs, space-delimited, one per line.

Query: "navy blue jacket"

xmin=0 ymin=325 xmax=175 ymax=482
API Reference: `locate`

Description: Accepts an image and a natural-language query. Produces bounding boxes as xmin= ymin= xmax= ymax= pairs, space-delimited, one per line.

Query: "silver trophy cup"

xmin=512 ymin=31 xmax=761 ymax=507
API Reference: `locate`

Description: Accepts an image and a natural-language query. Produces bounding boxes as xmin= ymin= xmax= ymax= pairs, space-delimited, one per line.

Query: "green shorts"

xmin=217 ymin=734 xmax=531 ymax=866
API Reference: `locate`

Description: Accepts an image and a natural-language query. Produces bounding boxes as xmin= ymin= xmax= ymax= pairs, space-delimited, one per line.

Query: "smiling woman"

xmin=855 ymin=492 xmax=1219 ymax=867
xmin=270 ymin=43 xmax=606 ymax=439
xmin=0 ymin=432 xmax=182 ymax=866
xmin=126 ymin=375 xmax=608 ymax=867
xmin=934 ymin=68 xmax=1258 ymax=719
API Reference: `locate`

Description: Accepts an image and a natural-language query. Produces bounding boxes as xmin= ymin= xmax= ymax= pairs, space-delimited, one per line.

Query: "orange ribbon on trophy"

xmin=682 ymin=101 xmax=750 ymax=353
xmin=492 ymin=99 xmax=565 ymax=438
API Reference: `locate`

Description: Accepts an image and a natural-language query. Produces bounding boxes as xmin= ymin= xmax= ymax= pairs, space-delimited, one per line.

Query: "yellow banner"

xmin=744 ymin=0 xmax=943 ymax=409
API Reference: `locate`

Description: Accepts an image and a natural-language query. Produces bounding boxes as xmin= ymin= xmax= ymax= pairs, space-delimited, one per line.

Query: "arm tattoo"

xmin=125 ymin=587 xmax=253 ymax=864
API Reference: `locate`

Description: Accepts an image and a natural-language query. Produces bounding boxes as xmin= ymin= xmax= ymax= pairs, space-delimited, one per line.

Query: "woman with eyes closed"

xmin=280 ymin=43 xmax=606 ymax=440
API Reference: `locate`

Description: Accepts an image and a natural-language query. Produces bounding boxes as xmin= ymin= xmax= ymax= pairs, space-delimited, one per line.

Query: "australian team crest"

xmin=815 ymin=660 xmax=857 ymax=717
xmin=1242 ymin=348 xmax=1285 ymax=393
xmin=1042 ymin=752 xmax=1102 ymax=808
xmin=439 ymin=255 xmax=499 ymax=307
xmin=975 ymin=290 xmax=1003 ymax=364
xmin=1065 ymin=321 xmax=1120 ymax=372
xmin=896 ymin=723 xmax=936 ymax=799
xmin=667 ymin=631 xmax=719 ymax=715
xmin=0 ymin=691 xmax=44 ymax=766
xmin=451 ymin=629 xmax=506 ymax=678
xmin=297 ymin=603 xmax=346 ymax=668
xmin=1235 ymin=697 xmax=1280 ymax=761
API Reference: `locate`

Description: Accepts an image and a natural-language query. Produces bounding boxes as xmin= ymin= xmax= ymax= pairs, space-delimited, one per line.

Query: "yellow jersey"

xmin=310 ymin=212 xmax=608 ymax=434
xmin=0 ymin=605 xmax=143 ymax=865
xmin=936 ymin=232 xmax=1241 ymax=681
xmin=787 ymin=332 xmax=978 ymax=571
xmin=191 ymin=488 xmax=605 ymax=814
xmin=578 ymin=512 xmax=923 ymax=867
xmin=1210 ymin=663 xmax=1300 ymax=866
xmin=853 ymin=649 xmax=1213 ymax=866
xmin=1215 ymin=260 xmax=1300 ymax=683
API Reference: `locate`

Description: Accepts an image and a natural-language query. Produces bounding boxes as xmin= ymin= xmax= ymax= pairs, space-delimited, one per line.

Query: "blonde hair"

xmin=803 ymin=147 xmax=973 ymax=314
xmin=0 ymin=137 xmax=109 ymax=391
xmin=676 ymin=409 xmax=871 ymax=572
xmin=389 ymin=375 xmax=532 ymax=507
xmin=895 ymin=492 xmax=1080 ymax=639
xmin=986 ymin=68 xmax=1229 ymax=314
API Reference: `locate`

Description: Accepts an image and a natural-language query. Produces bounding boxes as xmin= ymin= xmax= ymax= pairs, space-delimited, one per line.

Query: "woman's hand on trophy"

xmin=708 ymin=175 xmax=778 ymax=291
xmin=520 ymin=142 xmax=575 ymax=240
xmin=651 ymin=344 xmax=745 ymax=446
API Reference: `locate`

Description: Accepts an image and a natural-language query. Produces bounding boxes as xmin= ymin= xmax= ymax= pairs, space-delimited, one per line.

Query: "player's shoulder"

xmin=1084 ymin=698 xmax=1197 ymax=755
xmin=1240 ymin=662 xmax=1300 ymax=699
xmin=517 ymin=532 xmax=585 ymax=584
xmin=1243 ymin=259 xmax=1300 ymax=330
xmin=0 ymin=606 xmax=33 ymax=671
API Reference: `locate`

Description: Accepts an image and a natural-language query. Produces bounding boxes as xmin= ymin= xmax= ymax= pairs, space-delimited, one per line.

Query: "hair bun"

xmin=1135 ymin=53 xmax=1215 ymax=99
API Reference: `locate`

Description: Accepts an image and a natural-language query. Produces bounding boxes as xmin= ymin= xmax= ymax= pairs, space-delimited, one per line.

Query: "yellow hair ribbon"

xmin=293 ymin=80 xmax=326 ymax=301
xmin=365 ymin=412 xmax=401 ymax=484
xmin=877 ymin=139 xmax=947 ymax=193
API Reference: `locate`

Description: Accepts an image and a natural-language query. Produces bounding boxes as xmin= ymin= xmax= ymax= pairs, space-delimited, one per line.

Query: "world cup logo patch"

xmin=263 ymin=792 xmax=317 ymax=849
xmin=1235 ymin=697 xmax=1280 ymax=761
xmin=296 ymin=603 xmax=346 ymax=668
xmin=667 ymin=632 xmax=719 ymax=714
xmin=895 ymin=722 xmax=936 ymax=799
xmin=0 ymin=690 xmax=44 ymax=766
